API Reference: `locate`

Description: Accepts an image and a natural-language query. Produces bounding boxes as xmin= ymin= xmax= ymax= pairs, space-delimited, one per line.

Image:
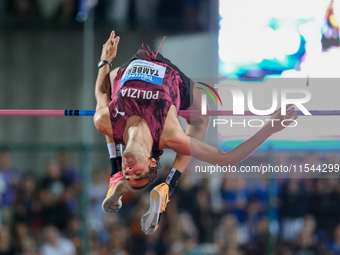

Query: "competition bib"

xmin=121 ymin=60 xmax=166 ymax=86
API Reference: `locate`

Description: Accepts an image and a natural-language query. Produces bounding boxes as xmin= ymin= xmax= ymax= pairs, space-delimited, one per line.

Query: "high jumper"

xmin=93 ymin=31 xmax=298 ymax=234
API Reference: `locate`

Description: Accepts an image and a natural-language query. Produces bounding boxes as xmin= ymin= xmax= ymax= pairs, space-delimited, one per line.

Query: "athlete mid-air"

xmin=93 ymin=31 xmax=298 ymax=234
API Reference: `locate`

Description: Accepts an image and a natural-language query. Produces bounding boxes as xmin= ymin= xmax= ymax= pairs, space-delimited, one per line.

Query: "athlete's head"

xmin=121 ymin=150 xmax=162 ymax=190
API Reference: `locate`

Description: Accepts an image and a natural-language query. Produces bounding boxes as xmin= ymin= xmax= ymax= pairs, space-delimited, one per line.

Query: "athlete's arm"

xmin=95 ymin=30 xmax=119 ymax=110
xmin=167 ymin=105 xmax=298 ymax=166
xmin=94 ymin=31 xmax=120 ymax=136
xmin=95 ymin=65 xmax=111 ymax=111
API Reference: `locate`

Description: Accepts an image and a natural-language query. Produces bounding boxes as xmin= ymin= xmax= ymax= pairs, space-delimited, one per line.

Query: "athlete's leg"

xmin=96 ymin=32 xmax=129 ymax=212
xmin=172 ymin=83 xmax=210 ymax=171
xmin=162 ymin=83 xmax=210 ymax=195
xmin=102 ymin=135 xmax=130 ymax=213
xmin=141 ymin=83 xmax=210 ymax=234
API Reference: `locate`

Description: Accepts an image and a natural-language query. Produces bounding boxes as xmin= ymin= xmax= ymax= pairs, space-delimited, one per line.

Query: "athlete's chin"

xmin=123 ymin=151 xmax=148 ymax=163
xmin=122 ymin=151 xmax=137 ymax=161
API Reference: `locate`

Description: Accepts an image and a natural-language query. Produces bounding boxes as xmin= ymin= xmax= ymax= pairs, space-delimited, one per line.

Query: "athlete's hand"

xmin=101 ymin=30 xmax=120 ymax=62
xmin=266 ymin=104 xmax=299 ymax=134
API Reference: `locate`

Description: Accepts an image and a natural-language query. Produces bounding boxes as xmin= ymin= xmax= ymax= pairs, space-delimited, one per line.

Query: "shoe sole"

xmin=141 ymin=189 xmax=161 ymax=235
xmin=102 ymin=181 xmax=129 ymax=213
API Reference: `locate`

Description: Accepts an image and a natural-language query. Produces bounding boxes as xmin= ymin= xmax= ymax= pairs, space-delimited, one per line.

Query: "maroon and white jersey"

xmin=109 ymin=49 xmax=187 ymax=151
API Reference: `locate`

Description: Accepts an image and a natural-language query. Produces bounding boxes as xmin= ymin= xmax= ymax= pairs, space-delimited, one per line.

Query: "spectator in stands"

xmin=196 ymin=186 xmax=214 ymax=242
xmin=97 ymin=213 xmax=120 ymax=246
xmin=0 ymin=225 xmax=16 ymax=255
xmin=328 ymin=179 xmax=340 ymax=232
xmin=66 ymin=217 xmax=82 ymax=255
xmin=37 ymin=0 xmax=77 ymax=22
xmin=245 ymin=204 xmax=267 ymax=253
xmin=248 ymin=177 xmax=279 ymax=231
xmin=57 ymin=151 xmax=80 ymax=186
xmin=0 ymin=149 xmax=21 ymax=226
xmin=5 ymin=0 xmax=39 ymax=20
xmin=159 ymin=0 xmax=184 ymax=30
xmin=59 ymin=0 xmax=77 ymax=22
xmin=13 ymin=173 xmax=42 ymax=250
xmin=40 ymin=159 xmax=72 ymax=231
xmin=102 ymin=224 xmax=131 ymax=255
xmin=326 ymin=223 xmax=340 ymax=254
xmin=220 ymin=248 xmax=245 ymax=255
xmin=301 ymin=215 xmax=317 ymax=242
xmin=40 ymin=225 xmax=76 ymax=255
xmin=183 ymin=0 xmax=203 ymax=31
xmin=13 ymin=222 xmax=37 ymax=255
xmin=308 ymin=179 xmax=334 ymax=235
xmin=142 ymin=234 xmax=167 ymax=255
xmin=279 ymin=179 xmax=308 ymax=241
xmin=4 ymin=149 xmax=340 ymax=253
xmin=293 ymin=226 xmax=318 ymax=255
xmin=214 ymin=214 xmax=242 ymax=252
xmin=88 ymin=168 xmax=108 ymax=232
xmin=174 ymin=170 xmax=201 ymax=231
xmin=106 ymin=0 xmax=160 ymax=30
xmin=105 ymin=0 xmax=130 ymax=30
xmin=245 ymin=217 xmax=272 ymax=255
xmin=88 ymin=228 xmax=101 ymax=255
xmin=129 ymin=194 xmax=152 ymax=240
xmin=57 ymin=150 xmax=80 ymax=214
xmin=131 ymin=219 xmax=167 ymax=255
xmin=169 ymin=211 xmax=199 ymax=255
xmin=220 ymin=179 xmax=248 ymax=232
xmin=13 ymin=173 xmax=41 ymax=228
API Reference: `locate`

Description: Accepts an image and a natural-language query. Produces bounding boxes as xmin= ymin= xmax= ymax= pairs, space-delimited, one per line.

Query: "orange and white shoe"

xmin=102 ymin=171 xmax=130 ymax=213
xmin=141 ymin=183 xmax=170 ymax=235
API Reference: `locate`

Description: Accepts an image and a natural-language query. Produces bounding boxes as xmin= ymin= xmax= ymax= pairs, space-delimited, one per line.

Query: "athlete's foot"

xmin=102 ymin=171 xmax=130 ymax=213
xmin=141 ymin=183 xmax=170 ymax=235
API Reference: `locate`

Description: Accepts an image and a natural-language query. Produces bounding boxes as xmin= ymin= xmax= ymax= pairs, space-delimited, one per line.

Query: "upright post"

xmin=79 ymin=5 xmax=95 ymax=254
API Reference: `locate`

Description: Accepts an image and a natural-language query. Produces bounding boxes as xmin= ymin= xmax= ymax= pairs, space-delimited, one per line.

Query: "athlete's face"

xmin=121 ymin=151 xmax=156 ymax=189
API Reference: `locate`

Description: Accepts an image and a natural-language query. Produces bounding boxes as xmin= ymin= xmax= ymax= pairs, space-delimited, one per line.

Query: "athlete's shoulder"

xmin=110 ymin=67 xmax=120 ymax=82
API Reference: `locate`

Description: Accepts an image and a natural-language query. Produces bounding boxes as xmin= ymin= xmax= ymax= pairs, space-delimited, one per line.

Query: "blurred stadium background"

xmin=0 ymin=0 xmax=340 ymax=254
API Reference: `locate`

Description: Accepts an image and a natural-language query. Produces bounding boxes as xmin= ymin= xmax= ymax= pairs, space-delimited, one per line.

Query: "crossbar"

xmin=0 ymin=109 xmax=339 ymax=116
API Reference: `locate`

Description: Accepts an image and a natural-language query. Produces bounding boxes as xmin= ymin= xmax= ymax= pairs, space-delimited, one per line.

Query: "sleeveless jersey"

xmin=108 ymin=54 xmax=183 ymax=151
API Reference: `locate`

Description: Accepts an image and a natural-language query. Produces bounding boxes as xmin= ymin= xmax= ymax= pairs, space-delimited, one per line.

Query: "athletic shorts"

xmin=118 ymin=49 xmax=194 ymax=111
